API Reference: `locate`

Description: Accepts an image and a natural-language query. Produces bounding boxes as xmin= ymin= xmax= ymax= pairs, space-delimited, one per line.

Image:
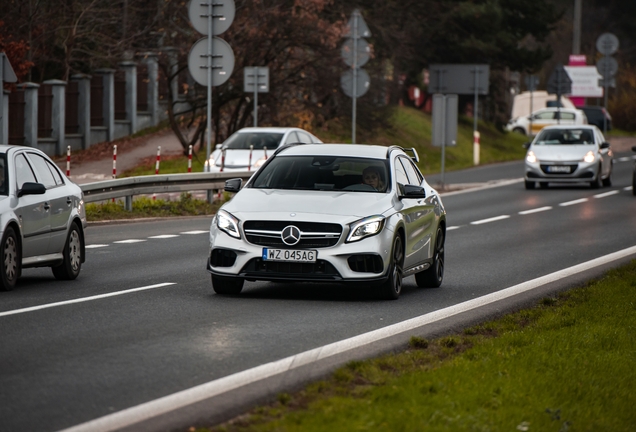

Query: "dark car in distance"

xmin=579 ymin=106 xmax=612 ymax=131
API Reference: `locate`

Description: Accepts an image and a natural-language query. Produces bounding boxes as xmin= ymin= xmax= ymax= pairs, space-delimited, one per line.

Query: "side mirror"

xmin=215 ymin=144 xmax=223 ymax=150
xmin=18 ymin=182 xmax=46 ymax=197
xmin=399 ymin=184 xmax=426 ymax=200
xmin=224 ymin=178 xmax=242 ymax=193
xmin=523 ymin=142 xmax=531 ymax=149
xmin=600 ymin=142 xmax=610 ymax=149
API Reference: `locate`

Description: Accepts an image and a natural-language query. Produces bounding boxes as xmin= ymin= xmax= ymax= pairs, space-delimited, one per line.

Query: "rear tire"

xmin=52 ymin=222 xmax=83 ymax=280
xmin=632 ymin=169 xmax=636 ymax=196
xmin=211 ymin=275 xmax=244 ymax=295
xmin=524 ymin=180 xmax=535 ymax=190
xmin=378 ymin=234 xmax=404 ymax=300
xmin=513 ymin=127 xmax=526 ymax=135
xmin=1 ymin=227 xmax=20 ymax=291
xmin=415 ymin=226 xmax=445 ymax=288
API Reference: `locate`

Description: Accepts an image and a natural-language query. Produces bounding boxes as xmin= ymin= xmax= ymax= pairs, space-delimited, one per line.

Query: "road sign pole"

xmin=352 ymin=12 xmax=358 ymax=144
xmin=603 ymin=61 xmax=609 ymax=134
xmin=441 ymin=95 xmax=446 ymax=188
xmin=530 ymin=90 xmax=534 ymax=134
xmin=254 ymin=66 xmax=258 ymax=127
xmin=206 ymin=1 xmax=214 ymax=174
xmin=473 ymin=68 xmax=479 ymax=165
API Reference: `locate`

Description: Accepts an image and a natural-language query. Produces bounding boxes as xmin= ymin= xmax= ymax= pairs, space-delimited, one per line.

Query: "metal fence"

xmin=80 ymin=171 xmax=253 ymax=211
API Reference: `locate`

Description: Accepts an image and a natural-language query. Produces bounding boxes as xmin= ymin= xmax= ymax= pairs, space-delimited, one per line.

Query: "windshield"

xmin=534 ymin=129 xmax=595 ymax=145
xmin=223 ymin=132 xmax=284 ymax=150
xmin=0 ymin=154 xmax=6 ymax=196
xmin=251 ymin=156 xmax=390 ymax=192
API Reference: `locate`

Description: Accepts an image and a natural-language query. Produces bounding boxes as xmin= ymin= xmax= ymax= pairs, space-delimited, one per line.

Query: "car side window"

xmin=399 ymin=157 xmax=423 ymax=186
xmin=534 ymin=111 xmax=555 ymax=120
xmin=559 ymin=112 xmax=575 ymax=120
xmin=284 ymin=132 xmax=300 ymax=145
xmin=15 ymin=154 xmax=37 ymax=190
xmin=296 ymin=132 xmax=312 ymax=144
xmin=26 ymin=153 xmax=58 ymax=188
xmin=394 ymin=157 xmax=409 ymax=186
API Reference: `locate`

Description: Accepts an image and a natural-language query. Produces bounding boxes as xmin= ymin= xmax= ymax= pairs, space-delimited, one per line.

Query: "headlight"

xmin=216 ymin=209 xmax=241 ymax=239
xmin=347 ymin=215 xmax=385 ymax=243
xmin=526 ymin=151 xmax=537 ymax=163
xmin=583 ymin=151 xmax=596 ymax=163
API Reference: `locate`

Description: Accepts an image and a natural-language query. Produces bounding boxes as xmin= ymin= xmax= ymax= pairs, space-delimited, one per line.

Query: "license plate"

xmin=547 ymin=165 xmax=571 ymax=173
xmin=262 ymin=248 xmax=317 ymax=263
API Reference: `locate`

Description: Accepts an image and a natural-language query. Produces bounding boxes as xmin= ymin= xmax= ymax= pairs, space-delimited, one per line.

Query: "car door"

xmin=595 ymin=129 xmax=612 ymax=177
xmin=395 ymin=156 xmax=435 ymax=269
xmin=14 ymin=153 xmax=50 ymax=259
xmin=25 ymin=152 xmax=73 ymax=255
xmin=531 ymin=111 xmax=556 ymax=135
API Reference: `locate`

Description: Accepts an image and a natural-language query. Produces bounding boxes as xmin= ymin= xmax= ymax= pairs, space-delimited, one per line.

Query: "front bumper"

xmin=207 ymin=221 xmax=395 ymax=283
xmin=525 ymin=160 xmax=598 ymax=183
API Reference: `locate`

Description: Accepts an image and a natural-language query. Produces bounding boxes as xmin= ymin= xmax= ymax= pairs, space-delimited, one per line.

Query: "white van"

xmin=510 ymin=91 xmax=575 ymax=121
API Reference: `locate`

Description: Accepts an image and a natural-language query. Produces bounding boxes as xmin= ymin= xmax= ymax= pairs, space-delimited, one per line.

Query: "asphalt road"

xmin=1 ymin=151 xmax=635 ymax=432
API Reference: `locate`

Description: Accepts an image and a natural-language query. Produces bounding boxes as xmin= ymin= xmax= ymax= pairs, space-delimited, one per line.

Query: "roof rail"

xmin=386 ymin=146 xmax=420 ymax=163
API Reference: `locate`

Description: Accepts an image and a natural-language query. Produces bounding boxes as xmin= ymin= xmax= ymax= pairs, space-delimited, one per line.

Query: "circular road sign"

xmin=188 ymin=0 xmax=235 ymax=36
xmin=340 ymin=69 xmax=370 ymax=98
xmin=188 ymin=37 xmax=235 ymax=87
xmin=341 ymin=38 xmax=371 ymax=68
xmin=597 ymin=56 xmax=619 ymax=78
xmin=596 ymin=33 xmax=619 ymax=56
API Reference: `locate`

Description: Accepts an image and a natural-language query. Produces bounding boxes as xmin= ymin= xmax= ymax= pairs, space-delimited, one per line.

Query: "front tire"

xmin=415 ymin=226 xmax=445 ymax=288
xmin=590 ymin=165 xmax=603 ymax=189
xmin=211 ymin=275 xmax=244 ymax=295
xmin=52 ymin=222 xmax=83 ymax=280
xmin=1 ymin=227 xmax=20 ymax=291
xmin=379 ymin=234 xmax=404 ymax=300
xmin=524 ymin=180 xmax=535 ymax=190
xmin=602 ymin=168 xmax=612 ymax=187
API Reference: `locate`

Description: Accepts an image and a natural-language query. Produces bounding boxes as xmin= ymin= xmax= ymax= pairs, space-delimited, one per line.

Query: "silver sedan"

xmin=207 ymin=144 xmax=447 ymax=300
xmin=524 ymin=125 xmax=613 ymax=189
xmin=0 ymin=145 xmax=87 ymax=291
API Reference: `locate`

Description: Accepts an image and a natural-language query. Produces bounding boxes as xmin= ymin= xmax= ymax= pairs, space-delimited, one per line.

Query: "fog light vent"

xmin=210 ymin=249 xmax=237 ymax=267
xmin=348 ymin=254 xmax=383 ymax=273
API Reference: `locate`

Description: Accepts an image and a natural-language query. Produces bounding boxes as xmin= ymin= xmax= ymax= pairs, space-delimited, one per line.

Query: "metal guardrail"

xmin=80 ymin=171 xmax=253 ymax=210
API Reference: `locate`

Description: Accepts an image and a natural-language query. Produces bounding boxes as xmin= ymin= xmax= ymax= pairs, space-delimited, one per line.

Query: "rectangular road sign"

xmin=428 ymin=64 xmax=489 ymax=95
xmin=432 ymin=94 xmax=458 ymax=147
xmin=244 ymin=66 xmax=269 ymax=93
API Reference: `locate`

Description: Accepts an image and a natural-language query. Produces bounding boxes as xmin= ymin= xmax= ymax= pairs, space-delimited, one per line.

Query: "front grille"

xmin=243 ymin=221 xmax=342 ymax=248
xmin=240 ymin=258 xmax=341 ymax=280
xmin=540 ymin=164 xmax=578 ymax=175
xmin=348 ymin=254 xmax=384 ymax=274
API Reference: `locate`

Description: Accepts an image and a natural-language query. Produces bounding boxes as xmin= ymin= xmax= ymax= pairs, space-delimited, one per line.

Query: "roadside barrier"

xmin=66 ymin=146 xmax=71 ymax=176
xmin=112 ymin=145 xmax=117 ymax=178
xmin=80 ymin=171 xmax=254 ymax=211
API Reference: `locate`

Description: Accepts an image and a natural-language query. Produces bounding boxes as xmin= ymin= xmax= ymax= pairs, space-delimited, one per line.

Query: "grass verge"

xmin=195 ymin=260 xmax=636 ymax=432
xmin=85 ymin=193 xmax=219 ymax=221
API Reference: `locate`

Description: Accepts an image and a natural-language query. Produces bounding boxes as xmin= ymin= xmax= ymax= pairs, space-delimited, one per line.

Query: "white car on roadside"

xmin=507 ymin=107 xmax=587 ymax=136
xmin=204 ymin=127 xmax=322 ymax=172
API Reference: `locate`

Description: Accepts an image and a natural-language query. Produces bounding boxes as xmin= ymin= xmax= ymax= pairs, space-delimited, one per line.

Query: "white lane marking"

xmin=617 ymin=156 xmax=634 ymax=162
xmin=180 ymin=230 xmax=208 ymax=235
xmin=559 ymin=198 xmax=588 ymax=207
xmin=61 ymin=245 xmax=636 ymax=432
xmin=440 ymin=178 xmax=524 ymax=197
xmin=470 ymin=215 xmax=510 ymax=225
xmin=519 ymin=206 xmax=552 ymax=215
xmin=625 ymin=186 xmax=633 ymax=191
xmin=593 ymin=190 xmax=619 ymax=198
xmin=148 ymin=234 xmax=180 ymax=239
xmin=0 ymin=283 xmax=176 ymax=318
xmin=86 ymin=244 xmax=109 ymax=249
xmin=447 ymin=226 xmax=461 ymax=231
xmin=113 ymin=239 xmax=146 ymax=244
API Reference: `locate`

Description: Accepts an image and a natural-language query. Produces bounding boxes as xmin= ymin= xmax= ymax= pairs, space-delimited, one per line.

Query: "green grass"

xmin=123 ymin=106 xmax=527 ymax=177
xmin=199 ymin=260 xmax=636 ymax=432
xmin=85 ymin=193 xmax=220 ymax=221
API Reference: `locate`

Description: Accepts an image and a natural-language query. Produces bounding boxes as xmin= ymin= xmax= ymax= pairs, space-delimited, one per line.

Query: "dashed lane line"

xmin=447 ymin=226 xmax=461 ymax=231
xmin=86 ymin=244 xmax=109 ymax=249
xmin=148 ymin=234 xmax=180 ymax=239
xmin=559 ymin=198 xmax=588 ymax=207
xmin=113 ymin=239 xmax=146 ymax=244
xmin=181 ymin=230 xmax=209 ymax=235
xmin=470 ymin=215 xmax=510 ymax=225
xmin=593 ymin=190 xmax=619 ymax=198
xmin=519 ymin=206 xmax=552 ymax=215
xmin=0 ymin=283 xmax=176 ymax=318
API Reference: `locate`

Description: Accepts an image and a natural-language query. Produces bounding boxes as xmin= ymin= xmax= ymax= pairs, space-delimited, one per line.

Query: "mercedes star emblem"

xmin=281 ymin=225 xmax=301 ymax=246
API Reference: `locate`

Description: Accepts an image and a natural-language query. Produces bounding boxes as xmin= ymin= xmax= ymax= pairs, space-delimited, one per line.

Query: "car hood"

xmin=223 ymin=188 xmax=393 ymax=221
xmin=211 ymin=149 xmax=268 ymax=167
xmin=530 ymin=145 xmax=595 ymax=162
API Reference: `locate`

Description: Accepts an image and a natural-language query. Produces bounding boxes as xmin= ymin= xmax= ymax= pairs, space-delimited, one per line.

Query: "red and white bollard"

xmin=112 ymin=145 xmax=117 ymax=178
xmin=66 ymin=146 xmax=71 ymax=177
xmin=220 ymin=148 xmax=226 ymax=172
xmin=248 ymin=145 xmax=253 ymax=171
xmin=473 ymin=131 xmax=480 ymax=166
xmin=263 ymin=146 xmax=268 ymax=160
xmin=153 ymin=146 xmax=161 ymax=200
xmin=188 ymin=145 xmax=192 ymax=173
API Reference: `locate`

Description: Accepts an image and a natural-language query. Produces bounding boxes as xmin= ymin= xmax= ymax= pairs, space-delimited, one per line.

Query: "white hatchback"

xmin=205 ymin=127 xmax=322 ymax=173
xmin=507 ymin=107 xmax=588 ymax=136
